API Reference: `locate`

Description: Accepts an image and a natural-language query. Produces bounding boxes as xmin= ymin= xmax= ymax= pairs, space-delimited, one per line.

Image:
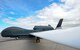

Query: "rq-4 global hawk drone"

xmin=1 ymin=18 xmax=80 ymax=49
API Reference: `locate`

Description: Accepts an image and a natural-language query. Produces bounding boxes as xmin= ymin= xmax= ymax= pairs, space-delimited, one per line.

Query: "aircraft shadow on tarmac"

xmin=0 ymin=39 xmax=19 ymax=43
xmin=0 ymin=38 xmax=36 ymax=43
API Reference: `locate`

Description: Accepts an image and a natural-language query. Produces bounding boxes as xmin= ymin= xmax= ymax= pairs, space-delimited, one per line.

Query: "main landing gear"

xmin=35 ymin=37 xmax=40 ymax=43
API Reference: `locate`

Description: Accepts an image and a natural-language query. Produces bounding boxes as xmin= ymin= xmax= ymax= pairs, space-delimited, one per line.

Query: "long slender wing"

xmin=31 ymin=26 xmax=80 ymax=49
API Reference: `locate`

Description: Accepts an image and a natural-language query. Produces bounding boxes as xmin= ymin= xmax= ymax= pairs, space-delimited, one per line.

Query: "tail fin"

xmin=56 ymin=18 xmax=63 ymax=29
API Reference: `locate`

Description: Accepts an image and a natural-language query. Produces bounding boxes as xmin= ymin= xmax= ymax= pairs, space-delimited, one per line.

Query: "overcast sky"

xmin=0 ymin=0 xmax=80 ymax=32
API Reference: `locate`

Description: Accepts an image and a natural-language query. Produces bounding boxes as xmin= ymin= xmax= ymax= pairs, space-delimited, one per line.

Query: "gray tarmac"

xmin=0 ymin=37 xmax=79 ymax=50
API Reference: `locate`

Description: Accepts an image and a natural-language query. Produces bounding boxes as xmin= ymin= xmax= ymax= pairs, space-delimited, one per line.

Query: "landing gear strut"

xmin=35 ymin=37 xmax=40 ymax=43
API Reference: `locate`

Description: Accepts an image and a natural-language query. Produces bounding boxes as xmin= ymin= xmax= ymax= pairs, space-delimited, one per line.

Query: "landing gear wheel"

xmin=35 ymin=37 xmax=40 ymax=43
